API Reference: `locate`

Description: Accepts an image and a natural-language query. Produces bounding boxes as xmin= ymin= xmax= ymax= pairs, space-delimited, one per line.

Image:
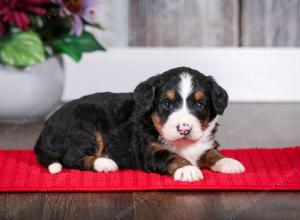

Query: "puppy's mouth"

xmin=170 ymin=137 xmax=197 ymax=147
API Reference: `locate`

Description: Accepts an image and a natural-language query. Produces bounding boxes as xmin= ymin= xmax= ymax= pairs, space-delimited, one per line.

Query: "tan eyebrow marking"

xmin=166 ymin=90 xmax=176 ymax=100
xmin=194 ymin=91 xmax=204 ymax=100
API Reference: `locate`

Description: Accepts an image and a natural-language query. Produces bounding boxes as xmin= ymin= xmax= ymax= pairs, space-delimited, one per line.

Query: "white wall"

xmin=63 ymin=48 xmax=300 ymax=102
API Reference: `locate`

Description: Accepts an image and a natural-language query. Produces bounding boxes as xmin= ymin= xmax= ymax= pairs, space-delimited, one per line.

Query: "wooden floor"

xmin=0 ymin=191 xmax=299 ymax=220
xmin=0 ymin=103 xmax=299 ymax=220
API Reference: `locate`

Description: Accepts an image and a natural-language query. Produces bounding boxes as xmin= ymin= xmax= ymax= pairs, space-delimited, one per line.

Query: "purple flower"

xmin=52 ymin=0 xmax=100 ymax=36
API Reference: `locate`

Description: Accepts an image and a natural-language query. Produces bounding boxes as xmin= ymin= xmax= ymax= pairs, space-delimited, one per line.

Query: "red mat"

xmin=0 ymin=147 xmax=300 ymax=192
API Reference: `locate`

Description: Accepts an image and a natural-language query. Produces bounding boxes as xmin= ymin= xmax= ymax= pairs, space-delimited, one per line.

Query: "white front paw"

xmin=211 ymin=158 xmax=245 ymax=174
xmin=174 ymin=165 xmax=203 ymax=182
xmin=48 ymin=162 xmax=63 ymax=174
xmin=94 ymin=158 xmax=118 ymax=172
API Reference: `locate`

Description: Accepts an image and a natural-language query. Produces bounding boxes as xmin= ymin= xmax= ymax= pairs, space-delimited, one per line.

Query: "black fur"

xmin=205 ymin=76 xmax=229 ymax=115
xmin=34 ymin=67 xmax=228 ymax=175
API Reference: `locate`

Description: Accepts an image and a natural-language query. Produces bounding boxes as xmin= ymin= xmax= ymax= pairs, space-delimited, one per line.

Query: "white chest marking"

xmin=177 ymin=140 xmax=213 ymax=166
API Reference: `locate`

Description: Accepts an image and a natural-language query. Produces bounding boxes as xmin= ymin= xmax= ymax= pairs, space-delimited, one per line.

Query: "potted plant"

xmin=0 ymin=0 xmax=105 ymax=122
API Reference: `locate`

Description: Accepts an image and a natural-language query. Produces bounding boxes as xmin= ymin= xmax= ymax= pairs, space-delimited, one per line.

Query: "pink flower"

xmin=52 ymin=0 xmax=100 ymax=36
xmin=0 ymin=0 xmax=49 ymax=32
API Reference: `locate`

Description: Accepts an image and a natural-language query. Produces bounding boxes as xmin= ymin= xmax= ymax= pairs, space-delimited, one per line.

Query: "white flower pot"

xmin=0 ymin=57 xmax=65 ymax=123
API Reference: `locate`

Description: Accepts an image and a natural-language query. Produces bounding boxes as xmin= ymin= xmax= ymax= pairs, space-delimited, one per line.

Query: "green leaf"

xmin=52 ymin=38 xmax=83 ymax=62
xmin=9 ymin=26 xmax=22 ymax=34
xmin=0 ymin=32 xmax=45 ymax=67
xmin=52 ymin=31 xmax=105 ymax=62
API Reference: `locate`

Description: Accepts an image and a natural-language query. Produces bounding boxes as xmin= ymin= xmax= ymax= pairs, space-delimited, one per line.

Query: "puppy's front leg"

xmin=148 ymin=143 xmax=203 ymax=182
xmin=199 ymin=149 xmax=245 ymax=174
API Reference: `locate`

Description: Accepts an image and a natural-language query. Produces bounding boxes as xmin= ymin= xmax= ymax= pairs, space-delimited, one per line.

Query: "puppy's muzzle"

xmin=176 ymin=123 xmax=192 ymax=136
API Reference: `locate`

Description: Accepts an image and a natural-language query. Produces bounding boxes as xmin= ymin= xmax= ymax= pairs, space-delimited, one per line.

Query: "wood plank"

xmin=92 ymin=0 xmax=129 ymax=47
xmin=129 ymin=0 xmax=239 ymax=46
xmin=0 ymin=192 xmax=300 ymax=220
xmin=217 ymin=103 xmax=300 ymax=148
xmin=0 ymin=122 xmax=43 ymax=149
xmin=41 ymin=192 xmax=134 ymax=220
xmin=241 ymin=0 xmax=300 ymax=46
xmin=0 ymin=193 xmax=45 ymax=220
xmin=0 ymin=192 xmax=134 ymax=220
xmin=133 ymin=191 xmax=300 ymax=220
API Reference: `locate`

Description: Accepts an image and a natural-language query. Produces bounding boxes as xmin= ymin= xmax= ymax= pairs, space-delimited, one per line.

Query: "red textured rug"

xmin=0 ymin=147 xmax=299 ymax=192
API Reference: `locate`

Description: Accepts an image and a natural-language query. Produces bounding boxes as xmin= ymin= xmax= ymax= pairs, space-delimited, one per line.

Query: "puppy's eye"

xmin=195 ymin=101 xmax=205 ymax=110
xmin=163 ymin=100 xmax=174 ymax=109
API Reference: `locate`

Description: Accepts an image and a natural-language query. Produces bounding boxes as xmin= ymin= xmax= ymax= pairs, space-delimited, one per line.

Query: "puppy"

xmin=34 ymin=67 xmax=245 ymax=182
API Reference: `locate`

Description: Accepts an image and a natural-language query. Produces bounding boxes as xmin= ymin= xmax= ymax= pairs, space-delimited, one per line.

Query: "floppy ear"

xmin=133 ymin=76 xmax=157 ymax=110
xmin=206 ymin=76 xmax=229 ymax=115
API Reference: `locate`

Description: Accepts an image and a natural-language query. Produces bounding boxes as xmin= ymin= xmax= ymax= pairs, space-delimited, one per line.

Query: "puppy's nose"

xmin=177 ymin=123 xmax=192 ymax=136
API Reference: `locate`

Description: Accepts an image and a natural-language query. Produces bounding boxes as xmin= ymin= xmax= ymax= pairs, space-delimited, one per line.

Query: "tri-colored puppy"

xmin=34 ymin=67 xmax=245 ymax=182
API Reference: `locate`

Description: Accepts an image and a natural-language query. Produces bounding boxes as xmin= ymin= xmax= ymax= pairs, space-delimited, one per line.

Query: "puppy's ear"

xmin=206 ymin=76 xmax=229 ymax=115
xmin=133 ymin=76 xmax=157 ymax=110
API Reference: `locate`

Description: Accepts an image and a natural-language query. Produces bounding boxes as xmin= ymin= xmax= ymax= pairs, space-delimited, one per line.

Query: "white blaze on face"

xmin=161 ymin=73 xmax=202 ymax=141
xmin=179 ymin=72 xmax=193 ymax=114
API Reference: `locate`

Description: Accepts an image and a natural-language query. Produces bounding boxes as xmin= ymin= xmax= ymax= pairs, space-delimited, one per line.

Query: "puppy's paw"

xmin=94 ymin=158 xmax=118 ymax=172
xmin=48 ymin=162 xmax=63 ymax=174
xmin=174 ymin=165 xmax=203 ymax=182
xmin=211 ymin=158 xmax=245 ymax=174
